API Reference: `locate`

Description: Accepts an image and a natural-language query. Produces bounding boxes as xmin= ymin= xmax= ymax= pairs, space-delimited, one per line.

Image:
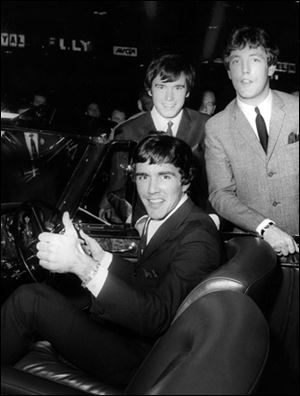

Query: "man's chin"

xmin=146 ymin=209 xmax=166 ymax=221
xmin=158 ymin=108 xmax=180 ymax=119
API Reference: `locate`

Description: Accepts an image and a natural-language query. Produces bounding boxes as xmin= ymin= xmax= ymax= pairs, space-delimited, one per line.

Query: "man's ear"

xmin=185 ymin=92 xmax=190 ymax=98
xmin=227 ymin=70 xmax=232 ymax=80
xmin=148 ymin=90 xmax=152 ymax=97
xmin=268 ymin=64 xmax=276 ymax=77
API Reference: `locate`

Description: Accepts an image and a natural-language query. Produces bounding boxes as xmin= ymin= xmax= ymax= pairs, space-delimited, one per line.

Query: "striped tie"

xmin=166 ymin=121 xmax=173 ymax=136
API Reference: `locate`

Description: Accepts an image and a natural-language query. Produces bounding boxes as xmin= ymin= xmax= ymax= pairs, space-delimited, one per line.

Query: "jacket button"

xmin=268 ymin=171 xmax=274 ymax=177
xmin=272 ymin=201 xmax=279 ymax=207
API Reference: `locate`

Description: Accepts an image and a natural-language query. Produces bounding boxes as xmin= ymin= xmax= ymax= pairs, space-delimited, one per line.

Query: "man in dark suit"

xmin=114 ymin=53 xmax=203 ymax=146
xmin=102 ymin=54 xmax=210 ymax=219
xmin=1 ymin=135 xmax=221 ymax=386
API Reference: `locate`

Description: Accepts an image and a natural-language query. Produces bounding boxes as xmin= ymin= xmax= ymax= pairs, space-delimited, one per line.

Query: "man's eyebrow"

xmin=158 ymin=171 xmax=175 ymax=176
xmin=135 ymin=172 xmax=147 ymax=176
xmin=135 ymin=171 xmax=176 ymax=176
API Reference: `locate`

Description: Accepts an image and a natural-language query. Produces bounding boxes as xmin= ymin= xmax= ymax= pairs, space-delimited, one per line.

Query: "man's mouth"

xmin=240 ymin=79 xmax=252 ymax=84
xmin=146 ymin=198 xmax=164 ymax=207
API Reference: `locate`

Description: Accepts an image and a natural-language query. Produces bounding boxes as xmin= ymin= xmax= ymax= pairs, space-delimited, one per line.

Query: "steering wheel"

xmin=12 ymin=200 xmax=63 ymax=283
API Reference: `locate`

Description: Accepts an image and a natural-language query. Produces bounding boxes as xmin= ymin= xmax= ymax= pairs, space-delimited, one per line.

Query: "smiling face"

xmin=227 ymin=45 xmax=276 ymax=105
xmin=148 ymin=73 xmax=189 ymax=119
xmin=135 ymin=161 xmax=188 ymax=220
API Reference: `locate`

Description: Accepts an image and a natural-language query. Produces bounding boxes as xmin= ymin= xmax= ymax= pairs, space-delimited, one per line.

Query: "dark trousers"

xmin=1 ymin=283 xmax=151 ymax=386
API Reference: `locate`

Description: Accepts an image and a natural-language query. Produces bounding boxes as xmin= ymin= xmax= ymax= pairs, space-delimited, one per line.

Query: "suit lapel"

xmin=231 ymin=101 xmax=267 ymax=161
xmin=267 ymin=92 xmax=285 ymax=161
xmin=142 ymin=112 xmax=156 ymax=136
xmin=140 ymin=199 xmax=194 ymax=261
xmin=176 ymin=109 xmax=191 ymax=143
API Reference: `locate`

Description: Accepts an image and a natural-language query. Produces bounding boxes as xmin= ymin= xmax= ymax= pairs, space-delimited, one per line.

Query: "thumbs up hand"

xmin=62 ymin=211 xmax=78 ymax=238
xmin=36 ymin=211 xmax=85 ymax=273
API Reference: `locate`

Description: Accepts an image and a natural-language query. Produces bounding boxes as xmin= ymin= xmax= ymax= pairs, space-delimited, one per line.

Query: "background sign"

xmin=113 ymin=46 xmax=138 ymax=57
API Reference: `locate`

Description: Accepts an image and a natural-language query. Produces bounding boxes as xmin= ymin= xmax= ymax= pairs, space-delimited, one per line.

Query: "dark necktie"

xmin=29 ymin=133 xmax=38 ymax=161
xmin=255 ymin=107 xmax=268 ymax=153
xmin=166 ymin=121 xmax=173 ymax=136
xmin=138 ymin=217 xmax=151 ymax=257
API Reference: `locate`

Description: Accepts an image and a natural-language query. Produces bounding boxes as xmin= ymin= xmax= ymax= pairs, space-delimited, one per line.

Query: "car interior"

xmin=1 ymin=121 xmax=299 ymax=395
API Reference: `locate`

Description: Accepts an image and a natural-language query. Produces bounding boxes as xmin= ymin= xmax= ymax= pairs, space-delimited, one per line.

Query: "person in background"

xmin=110 ymin=106 xmax=127 ymax=125
xmin=205 ymin=25 xmax=299 ymax=256
xmin=85 ymin=102 xmax=102 ymax=119
xmin=79 ymin=101 xmax=116 ymax=141
xmin=126 ymin=90 xmax=154 ymax=121
xmin=1 ymin=134 xmax=221 ymax=387
xmin=17 ymin=91 xmax=50 ymax=123
xmin=198 ymin=89 xmax=216 ymax=116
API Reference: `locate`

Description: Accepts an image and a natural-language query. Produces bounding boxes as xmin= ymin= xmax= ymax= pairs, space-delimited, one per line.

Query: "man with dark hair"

xmin=104 ymin=54 xmax=211 ymax=219
xmin=1 ymin=135 xmax=221 ymax=386
xmin=205 ymin=26 xmax=299 ymax=255
xmin=114 ymin=53 xmax=202 ymax=146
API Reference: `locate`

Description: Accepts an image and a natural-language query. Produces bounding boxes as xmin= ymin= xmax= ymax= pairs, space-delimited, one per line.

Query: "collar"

xmin=237 ymin=90 xmax=272 ymax=115
xmin=147 ymin=194 xmax=188 ymax=243
xmin=237 ymin=90 xmax=272 ymax=132
xmin=151 ymin=107 xmax=183 ymax=136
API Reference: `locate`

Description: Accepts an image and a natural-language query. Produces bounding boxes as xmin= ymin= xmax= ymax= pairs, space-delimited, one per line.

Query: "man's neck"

xmin=237 ymin=86 xmax=271 ymax=107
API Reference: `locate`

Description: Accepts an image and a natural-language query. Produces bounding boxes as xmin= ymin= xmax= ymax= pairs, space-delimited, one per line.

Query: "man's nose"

xmin=165 ymin=87 xmax=174 ymax=101
xmin=148 ymin=177 xmax=160 ymax=193
xmin=241 ymin=59 xmax=250 ymax=74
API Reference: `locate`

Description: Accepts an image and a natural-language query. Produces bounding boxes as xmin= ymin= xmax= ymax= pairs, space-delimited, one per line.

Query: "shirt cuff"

xmin=256 ymin=219 xmax=275 ymax=236
xmin=135 ymin=215 xmax=148 ymax=227
xmin=85 ymin=252 xmax=113 ymax=297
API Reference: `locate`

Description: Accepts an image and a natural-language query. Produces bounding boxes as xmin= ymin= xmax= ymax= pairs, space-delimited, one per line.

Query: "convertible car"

xmin=1 ymin=108 xmax=299 ymax=395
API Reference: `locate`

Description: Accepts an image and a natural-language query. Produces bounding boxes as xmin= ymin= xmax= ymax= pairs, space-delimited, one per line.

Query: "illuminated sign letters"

xmin=276 ymin=62 xmax=296 ymax=74
xmin=113 ymin=46 xmax=138 ymax=57
xmin=1 ymin=32 xmax=25 ymax=48
xmin=49 ymin=37 xmax=92 ymax=52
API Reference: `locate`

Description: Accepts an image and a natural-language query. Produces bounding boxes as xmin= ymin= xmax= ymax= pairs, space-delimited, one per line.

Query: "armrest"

xmin=1 ymin=366 xmax=89 ymax=395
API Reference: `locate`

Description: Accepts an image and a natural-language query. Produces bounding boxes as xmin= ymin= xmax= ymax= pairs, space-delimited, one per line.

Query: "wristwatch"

xmin=261 ymin=221 xmax=275 ymax=236
xmin=81 ymin=261 xmax=100 ymax=288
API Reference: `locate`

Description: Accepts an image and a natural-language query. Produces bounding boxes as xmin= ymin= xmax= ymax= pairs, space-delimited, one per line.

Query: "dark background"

xmin=1 ymin=1 xmax=299 ymax=117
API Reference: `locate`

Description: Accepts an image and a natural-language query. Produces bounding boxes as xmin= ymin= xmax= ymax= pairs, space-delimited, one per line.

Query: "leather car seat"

xmin=1 ymin=236 xmax=278 ymax=395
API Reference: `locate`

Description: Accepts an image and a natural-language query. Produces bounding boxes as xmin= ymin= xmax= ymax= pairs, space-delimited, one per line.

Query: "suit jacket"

xmin=205 ymin=90 xmax=299 ymax=235
xmin=90 ymin=198 xmax=221 ymax=339
xmin=114 ymin=107 xmax=207 ymax=148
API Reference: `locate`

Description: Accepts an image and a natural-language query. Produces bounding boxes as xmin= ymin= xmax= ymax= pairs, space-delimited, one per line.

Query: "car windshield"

xmin=1 ymin=112 xmax=136 ymax=225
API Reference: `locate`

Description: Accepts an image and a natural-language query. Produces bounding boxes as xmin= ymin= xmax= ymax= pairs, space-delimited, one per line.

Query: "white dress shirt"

xmin=150 ymin=107 xmax=183 ymax=136
xmin=237 ymin=90 xmax=272 ymax=140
